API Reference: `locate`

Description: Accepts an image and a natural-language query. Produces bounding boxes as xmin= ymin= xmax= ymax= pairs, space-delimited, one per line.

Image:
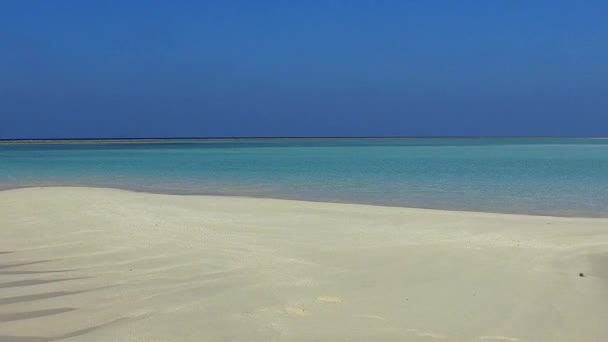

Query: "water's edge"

xmin=3 ymin=184 xmax=605 ymax=219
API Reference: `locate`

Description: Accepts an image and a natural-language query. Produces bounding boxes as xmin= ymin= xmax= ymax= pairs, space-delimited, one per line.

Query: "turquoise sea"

xmin=1 ymin=138 xmax=607 ymax=217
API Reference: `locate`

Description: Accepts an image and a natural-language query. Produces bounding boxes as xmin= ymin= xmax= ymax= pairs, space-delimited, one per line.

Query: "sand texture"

xmin=1 ymin=187 xmax=607 ymax=341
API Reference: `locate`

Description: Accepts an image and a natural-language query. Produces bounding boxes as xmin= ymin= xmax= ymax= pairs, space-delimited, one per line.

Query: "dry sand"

xmin=0 ymin=187 xmax=607 ymax=341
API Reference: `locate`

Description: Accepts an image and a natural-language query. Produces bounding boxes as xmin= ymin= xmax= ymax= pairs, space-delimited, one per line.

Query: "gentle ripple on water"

xmin=1 ymin=138 xmax=608 ymax=217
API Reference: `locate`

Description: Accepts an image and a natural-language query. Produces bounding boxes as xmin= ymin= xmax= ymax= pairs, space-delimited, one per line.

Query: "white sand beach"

xmin=1 ymin=187 xmax=607 ymax=341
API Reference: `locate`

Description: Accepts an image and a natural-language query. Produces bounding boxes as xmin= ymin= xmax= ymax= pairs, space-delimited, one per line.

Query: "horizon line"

xmin=1 ymin=135 xmax=607 ymax=143
xmin=0 ymin=135 xmax=608 ymax=141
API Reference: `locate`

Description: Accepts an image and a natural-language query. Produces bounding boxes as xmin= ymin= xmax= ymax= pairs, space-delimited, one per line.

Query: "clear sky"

xmin=1 ymin=1 xmax=607 ymax=138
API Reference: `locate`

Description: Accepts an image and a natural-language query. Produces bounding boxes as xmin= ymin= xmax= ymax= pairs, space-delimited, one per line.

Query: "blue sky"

xmin=1 ymin=1 xmax=607 ymax=138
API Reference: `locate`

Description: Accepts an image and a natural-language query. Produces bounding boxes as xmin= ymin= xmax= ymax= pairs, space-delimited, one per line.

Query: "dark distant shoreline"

xmin=1 ymin=136 xmax=605 ymax=144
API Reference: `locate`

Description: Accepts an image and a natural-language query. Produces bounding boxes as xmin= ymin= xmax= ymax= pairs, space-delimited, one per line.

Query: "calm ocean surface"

xmin=1 ymin=138 xmax=607 ymax=217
